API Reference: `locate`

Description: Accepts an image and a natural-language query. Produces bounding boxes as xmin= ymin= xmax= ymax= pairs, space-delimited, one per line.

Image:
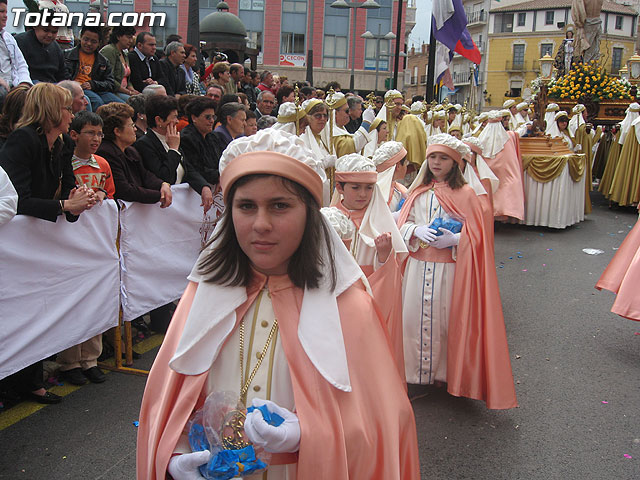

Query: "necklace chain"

xmin=238 ymin=290 xmax=279 ymax=405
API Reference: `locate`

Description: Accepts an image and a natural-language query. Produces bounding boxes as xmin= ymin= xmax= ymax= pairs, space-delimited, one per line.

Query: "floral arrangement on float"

xmin=547 ymin=61 xmax=632 ymax=101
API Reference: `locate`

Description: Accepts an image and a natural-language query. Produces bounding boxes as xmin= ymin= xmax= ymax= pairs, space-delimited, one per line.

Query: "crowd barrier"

xmin=0 ymin=185 xmax=210 ymax=380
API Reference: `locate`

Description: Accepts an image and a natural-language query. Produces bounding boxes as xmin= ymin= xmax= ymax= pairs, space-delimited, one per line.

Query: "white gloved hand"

xmin=243 ymin=398 xmax=300 ymax=453
xmin=574 ymin=144 xmax=582 ymax=152
xmin=414 ymin=225 xmax=438 ymax=243
xmin=429 ymin=228 xmax=460 ymax=249
xmin=362 ymin=106 xmax=376 ymax=124
xmin=167 ymin=450 xmax=210 ymax=480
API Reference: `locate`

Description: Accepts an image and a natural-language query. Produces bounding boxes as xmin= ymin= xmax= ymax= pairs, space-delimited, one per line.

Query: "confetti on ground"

xmin=634 ymin=332 xmax=640 ymax=336
xmin=543 ymin=264 xmax=546 ymax=266
xmin=515 ymin=355 xmax=521 ymax=359
xmin=618 ymin=231 xmax=624 ymax=233
xmin=522 ymin=269 xmax=528 ymax=272
xmin=499 ymin=265 xmax=504 ymax=268
xmin=517 ymin=255 xmax=523 ymax=258
xmin=601 ymin=401 xmax=608 ymax=404
xmin=539 ymin=233 xmax=544 ymax=236
xmin=517 ymin=251 xmax=522 ymax=254
xmin=582 ymin=248 xmax=604 ymax=255
xmin=624 ymin=454 xmax=632 ymax=459
xmin=547 ymin=248 xmax=553 ymax=251
xmin=133 ymin=421 xmax=139 ymax=427
xmin=509 ymin=256 xmax=513 ymax=259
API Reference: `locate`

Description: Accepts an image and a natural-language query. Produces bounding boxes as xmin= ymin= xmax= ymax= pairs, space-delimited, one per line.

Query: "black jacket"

xmin=0 ymin=126 xmax=78 ymax=222
xmin=96 ymin=139 xmax=163 ymax=204
xmin=133 ymin=129 xmax=209 ymax=194
xmin=157 ymin=58 xmax=186 ymax=96
xmin=179 ymin=124 xmax=222 ymax=185
xmin=15 ymin=30 xmax=67 ymax=83
xmin=128 ymin=50 xmax=162 ymax=93
xmin=64 ymin=46 xmax=117 ymax=93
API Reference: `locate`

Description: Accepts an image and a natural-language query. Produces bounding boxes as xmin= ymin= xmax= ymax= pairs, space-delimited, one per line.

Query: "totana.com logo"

xmin=11 ymin=8 xmax=166 ymax=27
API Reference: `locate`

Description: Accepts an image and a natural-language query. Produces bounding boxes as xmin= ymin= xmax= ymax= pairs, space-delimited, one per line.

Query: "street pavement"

xmin=1 ymin=192 xmax=638 ymax=479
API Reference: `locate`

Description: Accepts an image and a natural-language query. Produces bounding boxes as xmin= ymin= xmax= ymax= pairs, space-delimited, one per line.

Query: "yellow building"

xmin=486 ymin=0 xmax=637 ymax=109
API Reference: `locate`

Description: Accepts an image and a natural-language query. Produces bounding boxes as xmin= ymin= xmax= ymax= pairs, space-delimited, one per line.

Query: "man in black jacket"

xmin=64 ymin=25 xmax=124 ymax=112
xmin=133 ymin=95 xmax=212 ymax=211
xmin=129 ymin=32 xmax=163 ymax=94
xmin=15 ymin=21 xmax=67 ymax=83
xmin=158 ymin=42 xmax=186 ymax=96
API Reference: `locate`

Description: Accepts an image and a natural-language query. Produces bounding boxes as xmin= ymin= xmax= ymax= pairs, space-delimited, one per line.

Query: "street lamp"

xmin=330 ymin=0 xmax=380 ymax=91
xmin=361 ymin=27 xmax=396 ymax=93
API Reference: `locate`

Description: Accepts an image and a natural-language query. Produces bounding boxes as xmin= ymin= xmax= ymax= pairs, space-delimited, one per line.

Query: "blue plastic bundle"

xmin=430 ymin=217 xmax=463 ymax=236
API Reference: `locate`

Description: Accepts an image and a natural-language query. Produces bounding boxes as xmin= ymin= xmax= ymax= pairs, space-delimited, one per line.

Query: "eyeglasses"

xmin=80 ymin=131 xmax=104 ymax=138
xmin=63 ymin=106 xmax=73 ymax=112
xmin=201 ymin=114 xmax=215 ymax=120
xmin=312 ymin=113 xmax=328 ymax=119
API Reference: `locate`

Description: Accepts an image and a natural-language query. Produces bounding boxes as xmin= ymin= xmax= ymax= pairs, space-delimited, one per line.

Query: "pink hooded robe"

xmin=397 ymin=181 xmax=518 ymax=409
xmin=136 ymin=274 xmax=420 ymax=479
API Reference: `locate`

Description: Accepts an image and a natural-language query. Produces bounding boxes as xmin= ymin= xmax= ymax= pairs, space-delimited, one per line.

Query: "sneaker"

xmin=83 ymin=366 xmax=106 ymax=383
xmin=60 ymin=367 xmax=88 ymax=386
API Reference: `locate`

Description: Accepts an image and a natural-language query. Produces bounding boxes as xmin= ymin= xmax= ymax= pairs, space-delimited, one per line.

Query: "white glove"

xmin=429 ymin=228 xmax=460 ymax=249
xmin=243 ymin=398 xmax=300 ymax=454
xmin=414 ymin=225 xmax=438 ymax=243
xmin=362 ymin=106 xmax=376 ymax=124
xmin=574 ymin=144 xmax=582 ymax=152
xmin=167 ymin=450 xmax=209 ymax=480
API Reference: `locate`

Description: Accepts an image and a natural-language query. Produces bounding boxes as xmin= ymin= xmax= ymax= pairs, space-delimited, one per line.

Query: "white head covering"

xmin=631 ymin=115 xmax=640 ymax=144
xmin=462 ymin=137 xmax=499 ymax=194
xmin=619 ymin=102 xmax=640 ymax=145
xmin=271 ymin=102 xmax=304 ymax=135
xmin=544 ymin=103 xmax=559 ymax=134
xmin=332 ymin=153 xmax=408 ymax=257
xmin=503 ymin=99 xmax=516 ymax=109
xmin=371 ymin=141 xmax=406 ymax=204
xmin=410 ymin=101 xmax=426 ymax=114
xmin=547 ymin=111 xmax=573 ymax=148
xmin=171 ymin=129 xmax=363 ymax=392
xmin=408 ymin=133 xmax=471 ymax=193
xmin=321 ymin=207 xmax=355 ymax=240
xmin=471 ymin=111 xmax=489 ymax=135
xmin=568 ymin=104 xmax=586 ymax=137
xmin=477 ymin=110 xmax=510 ymax=158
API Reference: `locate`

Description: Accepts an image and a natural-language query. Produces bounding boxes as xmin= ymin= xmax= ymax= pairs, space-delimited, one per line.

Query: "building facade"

xmin=59 ymin=0 xmax=415 ymax=92
xmin=486 ymin=0 xmax=637 ymax=109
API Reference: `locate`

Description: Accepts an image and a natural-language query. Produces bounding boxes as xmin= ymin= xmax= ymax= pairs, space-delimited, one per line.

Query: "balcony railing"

xmin=453 ymin=71 xmax=471 ymax=85
xmin=466 ymin=10 xmax=487 ymax=25
xmin=505 ymin=60 xmax=527 ymax=71
xmin=410 ymin=76 xmax=417 ymax=85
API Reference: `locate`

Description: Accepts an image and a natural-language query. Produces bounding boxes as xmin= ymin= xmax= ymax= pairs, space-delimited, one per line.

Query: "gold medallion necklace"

xmin=220 ymin=289 xmax=279 ymax=450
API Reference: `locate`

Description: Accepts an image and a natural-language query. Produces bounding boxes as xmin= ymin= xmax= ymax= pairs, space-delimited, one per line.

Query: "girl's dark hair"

xmin=0 ymin=85 xmax=30 ymax=138
xmin=186 ymin=96 xmax=217 ymax=121
xmin=197 ymin=174 xmax=337 ymax=291
xmin=109 ymin=25 xmax=136 ymax=44
xmin=423 ymin=156 xmax=466 ymax=189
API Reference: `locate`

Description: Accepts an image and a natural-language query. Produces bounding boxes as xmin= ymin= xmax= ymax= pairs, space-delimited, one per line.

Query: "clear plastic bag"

xmin=187 ymin=391 xmax=270 ymax=480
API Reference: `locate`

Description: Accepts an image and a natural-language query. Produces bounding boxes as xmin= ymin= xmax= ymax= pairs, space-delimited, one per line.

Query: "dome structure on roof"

xmin=200 ymin=2 xmax=247 ymax=40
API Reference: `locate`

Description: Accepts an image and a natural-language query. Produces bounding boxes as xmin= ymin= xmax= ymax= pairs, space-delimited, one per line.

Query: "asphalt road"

xmin=1 ymin=192 xmax=638 ymax=480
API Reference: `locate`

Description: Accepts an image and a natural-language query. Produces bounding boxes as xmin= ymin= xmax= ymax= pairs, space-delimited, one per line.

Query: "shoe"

xmin=60 ymin=367 xmax=88 ymax=386
xmin=83 ymin=366 xmax=106 ymax=384
xmin=28 ymin=391 xmax=62 ymax=404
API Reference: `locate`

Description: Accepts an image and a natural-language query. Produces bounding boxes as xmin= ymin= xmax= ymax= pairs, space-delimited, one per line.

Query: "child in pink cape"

xmin=397 ymin=133 xmax=518 ymax=409
xmin=136 ymin=130 xmax=419 ymax=479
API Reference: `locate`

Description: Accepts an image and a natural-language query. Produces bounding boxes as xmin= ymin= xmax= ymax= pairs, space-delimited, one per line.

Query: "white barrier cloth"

xmin=0 ymin=201 xmax=120 ymax=380
xmin=119 ymin=184 xmax=204 ymax=322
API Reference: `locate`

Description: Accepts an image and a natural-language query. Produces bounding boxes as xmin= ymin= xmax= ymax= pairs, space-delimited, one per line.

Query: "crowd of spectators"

xmin=0 ymin=2 xmax=369 ymax=408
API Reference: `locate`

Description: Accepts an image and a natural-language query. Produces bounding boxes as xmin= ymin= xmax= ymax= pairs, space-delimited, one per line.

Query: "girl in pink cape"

xmin=397 ymin=133 xmax=518 ymax=409
xmin=136 ymin=129 xmax=420 ymax=479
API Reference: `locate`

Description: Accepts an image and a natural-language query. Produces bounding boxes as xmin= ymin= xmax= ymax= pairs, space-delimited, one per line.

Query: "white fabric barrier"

xmin=119 ymin=184 xmax=205 ymax=322
xmin=0 ymin=201 xmax=120 ymax=380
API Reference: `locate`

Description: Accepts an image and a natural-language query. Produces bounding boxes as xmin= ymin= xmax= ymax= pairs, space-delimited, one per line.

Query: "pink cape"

xmin=397 ymin=182 xmax=518 ymax=409
xmin=484 ymin=131 xmax=525 ymax=220
xmin=136 ymin=276 xmax=420 ymax=479
xmin=596 ymin=216 xmax=640 ymax=321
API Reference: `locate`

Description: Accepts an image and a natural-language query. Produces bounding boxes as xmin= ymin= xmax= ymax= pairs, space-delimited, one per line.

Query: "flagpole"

xmin=393 ymin=0 xmax=404 ymax=89
xmin=425 ymin=28 xmax=436 ymax=102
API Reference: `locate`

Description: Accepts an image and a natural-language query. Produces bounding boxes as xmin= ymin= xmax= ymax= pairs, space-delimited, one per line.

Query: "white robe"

xmin=400 ymin=190 xmax=456 ymax=385
xmin=174 ymin=289 xmax=296 ymax=479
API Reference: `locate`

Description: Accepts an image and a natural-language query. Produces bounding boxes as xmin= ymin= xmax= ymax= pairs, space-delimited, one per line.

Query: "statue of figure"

xmin=554 ymin=26 xmax=576 ymax=77
xmin=572 ymin=0 xmax=604 ymax=63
